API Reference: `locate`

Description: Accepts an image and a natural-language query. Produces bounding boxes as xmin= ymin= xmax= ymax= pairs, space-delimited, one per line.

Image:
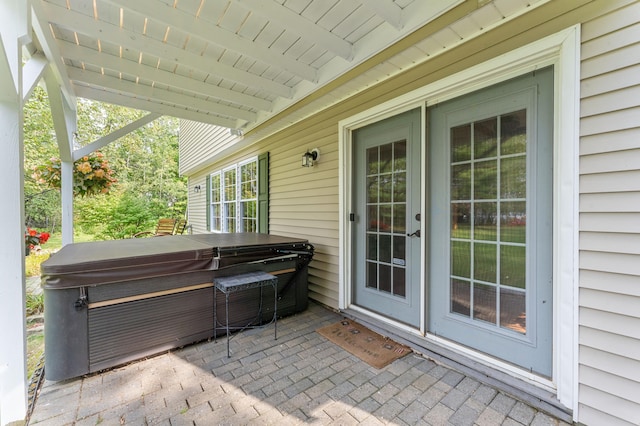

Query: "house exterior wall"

xmin=578 ymin=2 xmax=640 ymax=424
xmin=180 ymin=1 xmax=640 ymax=423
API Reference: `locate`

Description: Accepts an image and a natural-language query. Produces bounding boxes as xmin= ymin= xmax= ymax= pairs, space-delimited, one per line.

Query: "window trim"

xmin=208 ymin=156 xmax=258 ymax=233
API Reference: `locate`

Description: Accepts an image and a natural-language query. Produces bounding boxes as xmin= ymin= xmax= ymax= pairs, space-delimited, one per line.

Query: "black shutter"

xmin=257 ymin=152 xmax=269 ymax=234
xmin=205 ymin=175 xmax=211 ymax=231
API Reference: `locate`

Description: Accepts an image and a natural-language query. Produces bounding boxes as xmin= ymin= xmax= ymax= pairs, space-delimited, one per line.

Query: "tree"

xmin=24 ymin=87 xmax=187 ymax=239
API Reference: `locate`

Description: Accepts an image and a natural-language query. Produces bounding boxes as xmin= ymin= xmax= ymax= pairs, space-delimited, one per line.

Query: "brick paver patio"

xmin=30 ymin=302 xmax=571 ymax=425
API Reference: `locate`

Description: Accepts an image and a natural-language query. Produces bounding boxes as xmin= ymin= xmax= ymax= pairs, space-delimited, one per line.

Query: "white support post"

xmin=45 ymin=69 xmax=76 ymax=245
xmin=0 ymin=1 xmax=29 ymax=424
xmin=61 ymin=160 xmax=74 ymax=246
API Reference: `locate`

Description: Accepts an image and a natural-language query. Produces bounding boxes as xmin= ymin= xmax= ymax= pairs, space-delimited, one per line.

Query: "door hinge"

xmin=349 ymin=213 xmax=355 ymax=222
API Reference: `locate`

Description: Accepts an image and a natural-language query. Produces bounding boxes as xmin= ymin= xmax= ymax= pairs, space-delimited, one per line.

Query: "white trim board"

xmin=339 ymin=25 xmax=579 ymax=418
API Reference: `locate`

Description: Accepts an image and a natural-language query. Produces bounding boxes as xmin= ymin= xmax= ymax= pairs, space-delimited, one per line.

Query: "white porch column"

xmin=0 ymin=1 xmax=29 ymax=424
xmin=44 ymin=69 xmax=76 ymax=246
xmin=61 ymin=160 xmax=74 ymax=245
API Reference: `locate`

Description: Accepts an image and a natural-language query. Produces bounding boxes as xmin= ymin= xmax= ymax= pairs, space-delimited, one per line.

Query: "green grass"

xmin=26 ymin=332 xmax=44 ymax=379
xmin=26 ymin=293 xmax=44 ymax=316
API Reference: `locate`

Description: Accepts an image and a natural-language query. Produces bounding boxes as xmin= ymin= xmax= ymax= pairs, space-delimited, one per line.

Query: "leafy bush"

xmin=75 ymin=192 xmax=155 ymax=239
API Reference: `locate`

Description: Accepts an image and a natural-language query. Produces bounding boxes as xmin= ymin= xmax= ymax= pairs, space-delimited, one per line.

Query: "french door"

xmin=428 ymin=67 xmax=554 ymax=376
xmin=351 ymin=108 xmax=422 ymax=327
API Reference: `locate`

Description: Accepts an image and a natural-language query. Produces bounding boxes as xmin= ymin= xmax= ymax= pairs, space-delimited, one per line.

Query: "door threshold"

xmin=341 ymin=308 xmax=573 ymax=423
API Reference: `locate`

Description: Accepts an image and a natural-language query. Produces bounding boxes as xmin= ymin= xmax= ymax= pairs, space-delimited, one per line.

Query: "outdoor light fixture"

xmin=193 ymin=184 xmax=201 ymax=193
xmin=229 ymin=128 xmax=243 ymax=136
xmin=302 ymin=148 xmax=320 ymax=167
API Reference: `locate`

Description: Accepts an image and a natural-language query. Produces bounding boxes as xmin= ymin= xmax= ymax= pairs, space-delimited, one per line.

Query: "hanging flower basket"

xmin=32 ymin=151 xmax=117 ymax=197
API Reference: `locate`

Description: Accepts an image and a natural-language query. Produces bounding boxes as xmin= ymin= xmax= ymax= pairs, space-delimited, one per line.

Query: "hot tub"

xmin=42 ymin=233 xmax=313 ymax=381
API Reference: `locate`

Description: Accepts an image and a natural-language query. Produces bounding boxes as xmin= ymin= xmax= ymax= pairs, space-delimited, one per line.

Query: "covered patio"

xmin=3 ymin=1 xmax=546 ymax=422
xmin=6 ymin=1 xmax=640 ymax=425
xmin=30 ymin=302 xmax=568 ymax=425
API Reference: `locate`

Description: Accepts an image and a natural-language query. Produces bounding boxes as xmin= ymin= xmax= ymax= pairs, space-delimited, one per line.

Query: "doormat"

xmin=316 ymin=319 xmax=411 ymax=369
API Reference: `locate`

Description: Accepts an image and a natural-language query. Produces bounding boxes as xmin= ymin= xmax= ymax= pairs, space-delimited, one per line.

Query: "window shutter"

xmin=205 ymin=174 xmax=211 ymax=231
xmin=257 ymin=152 xmax=269 ymax=234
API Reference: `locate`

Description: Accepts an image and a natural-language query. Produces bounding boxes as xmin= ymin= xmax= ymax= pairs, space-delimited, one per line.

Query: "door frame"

xmin=339 ymin=26 xmax=579 ymax=411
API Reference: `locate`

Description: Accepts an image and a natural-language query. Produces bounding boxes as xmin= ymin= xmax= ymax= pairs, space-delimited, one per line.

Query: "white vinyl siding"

xmin=578 ymin=2 xmax=640 ymax=425
xmin=179 ymin=120 xmax=239 ymax=175
xmin=180 ymin=2 xmax=640 ymax=422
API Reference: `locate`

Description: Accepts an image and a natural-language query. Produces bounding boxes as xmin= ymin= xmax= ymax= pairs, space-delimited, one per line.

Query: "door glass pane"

xmin=474 ymin=160 xmax=497 ymax=200
xmin=474 ymin=118 xmax=497 ymax=159
xmin=380 ymin=144 xmax=393 ymax=173
xmin=367 ymin=205 xmax=378 ymax=232
xmin=501 ymin=157 xmax=526 ymax=199
xmin=500 ymin=201 xmax=526 ymax=243
xmin=379 ymin=176 xmax=392 ymax=203
xmin=367 ymin=147 xmax=378 ymax=174
xmin=500 ymin=288 xmax=526 ymax=334
xmin=451 ymin=279 xmax=471 ymax=316
xmin=366 ymin=262 xmax=377 ymax=289
xmin=451 ymin=124 xmax=471 ymax=162
xmin=451 ymin=240 xmax=470 ymax=278
xmin=500 ymin=245 xmax=526 ymax=288
xmin=364 ymin=140 xmax=409 ymax=300
xmin=367 ymin=234 xmax=377 ymax=260
xmin=394 ymin=142 xmax=406 ymax=171
xmin=449 ymin=110 xmax=528 ymax=334
xmin=393 ymin=235 xmax=405 ymax=264
xmin=451 ymin=164 xmax=471 ymax=201
xmin=474 ymin=202 xmax=496 ymax=241
xmin=379 ymin=205 xmax=392 ymax=232
xmin=367 ymin=176 xmax=378 ymax=203
xmin=394 ymin=172 xmax=406 ymax=202
xmin=474 ymin=243 xmax=496 ymax=283
xmin=393 ymin=267 xmax=406 ymax=297
xmin=501 ymin=110 xmax=527 ymax=155
xmin=379 ymin=234 xmax=391 ymax=263
xmin=393 ymin=204 xmax=406 ymax=233
xmin=473 ymin=283 xmax=496 ymax=324
xmin=379 ymin=264 xmax=391 ymax=293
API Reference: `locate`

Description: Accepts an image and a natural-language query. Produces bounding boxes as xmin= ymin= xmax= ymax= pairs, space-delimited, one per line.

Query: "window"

xmin=208 ymin=154 xmax=267 ymax=233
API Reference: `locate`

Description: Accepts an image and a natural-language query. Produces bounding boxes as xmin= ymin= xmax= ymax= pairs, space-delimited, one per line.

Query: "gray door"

xmin=428 ymin=68 xmax=553 ymax=376
xmin=352 ymin=108 xmax=421 ymax=327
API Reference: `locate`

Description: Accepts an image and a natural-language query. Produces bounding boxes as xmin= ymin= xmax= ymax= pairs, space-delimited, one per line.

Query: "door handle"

xmin=407 ymin=229 xmax=421 ymax=238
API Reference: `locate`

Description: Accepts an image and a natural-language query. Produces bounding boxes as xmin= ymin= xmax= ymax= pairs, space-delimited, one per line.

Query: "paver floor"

xmin=30 ymin=302 xmax=571 ymax=425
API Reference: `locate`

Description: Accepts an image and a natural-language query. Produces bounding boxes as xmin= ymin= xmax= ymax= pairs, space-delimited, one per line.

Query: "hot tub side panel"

xmin=44 ymin=288 xmax=89 ymax=381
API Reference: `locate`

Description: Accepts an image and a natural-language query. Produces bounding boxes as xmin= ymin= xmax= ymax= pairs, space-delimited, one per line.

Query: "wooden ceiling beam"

xmin=73 ymin=84 xmax=242 ymax=129
xmin=67 ymin=67 xmax=257 ymax=123
xmin=234 ymin=0 xmax=353 ymax=60
xmin=38 ymin=0 xmax=292 ymax=99
xmin=58 ymin=41 xmax=272 ymax=112
xmin=106 ymin=0 xmax=318 ymax=82
xmin=355 ymin=0 xmax=403 ymax=30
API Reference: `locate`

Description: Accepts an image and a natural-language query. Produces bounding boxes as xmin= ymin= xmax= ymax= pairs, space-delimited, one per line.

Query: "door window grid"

xmin=209 ymin=158 xmax=258 ymax=233
xmin=449 ymin=109 xmax=528 ymax=334
xmin=365 ymin=140 xmax=407 ymax=298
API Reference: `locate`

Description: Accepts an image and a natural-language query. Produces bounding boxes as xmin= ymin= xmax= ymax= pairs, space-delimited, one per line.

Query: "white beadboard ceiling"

xmin=30 ymin=0 xmax=545 ymax=133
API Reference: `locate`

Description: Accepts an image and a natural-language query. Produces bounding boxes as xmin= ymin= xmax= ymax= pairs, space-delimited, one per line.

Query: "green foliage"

xmin=24 ymin=87 xmax=187 ymax=238
xmin=25 ymin=293 xmax=44 ymax=316
xmin=75 ymin=192 xmax=155 ymax=239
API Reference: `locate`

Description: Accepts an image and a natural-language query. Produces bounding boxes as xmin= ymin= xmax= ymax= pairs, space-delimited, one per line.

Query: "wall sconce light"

xmin=193 ymin=184 xmax=201 ymax=193
xmin=302 ymin=148 xmax=320 ymax=167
